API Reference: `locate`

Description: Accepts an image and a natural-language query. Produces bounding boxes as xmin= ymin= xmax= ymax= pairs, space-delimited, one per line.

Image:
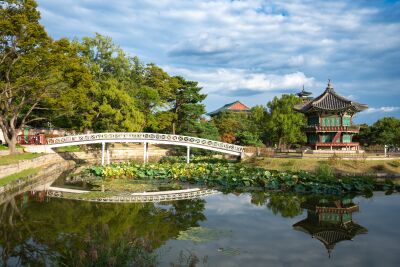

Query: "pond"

xmin=0 ymin=172 xmax=400 ymax=266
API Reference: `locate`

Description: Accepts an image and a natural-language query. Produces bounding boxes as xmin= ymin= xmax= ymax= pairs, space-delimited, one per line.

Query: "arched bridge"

xmin=46 ymin=132 xmax=244 ymax=164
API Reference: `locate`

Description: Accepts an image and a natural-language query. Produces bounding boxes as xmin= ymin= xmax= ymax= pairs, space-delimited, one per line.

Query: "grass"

xmin=246 ymin=157 xmax=400 ymax=175
xmin=0 ymin=153 xmax=42 ymax=165
xmin=55 ymin=145 xmax=81 ymax=152
xmin=0 ymin=144 xmax=8 ymax=151
xmin=0 ymin=167 xmax=41 ymax=186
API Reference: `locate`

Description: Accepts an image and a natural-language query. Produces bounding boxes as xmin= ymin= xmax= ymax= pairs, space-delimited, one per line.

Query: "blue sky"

xmin=36 ymin=0 xmax=400 ymax=124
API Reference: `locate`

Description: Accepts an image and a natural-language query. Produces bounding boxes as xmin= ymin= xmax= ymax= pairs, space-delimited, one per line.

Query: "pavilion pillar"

xmin=101 ymin=142 xmax=105 ymax=166
xmin=186 ymin=146 xmax=190 ymax=164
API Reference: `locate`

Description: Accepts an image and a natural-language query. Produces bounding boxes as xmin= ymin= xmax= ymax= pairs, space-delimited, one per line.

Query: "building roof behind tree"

xmin=207 ymin=100 xmax=251 ymax=116
xmin=294 ymin=80 xmax=368 ymax=114
xmin=297 ymin=85 xmax=313 ymax=98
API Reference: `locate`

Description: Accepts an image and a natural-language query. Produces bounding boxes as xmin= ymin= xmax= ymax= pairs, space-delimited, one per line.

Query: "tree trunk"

xmin=7 ymin=136 xmax=17 ymax=155
xmin=0 ymin=124 xmax=18 ymax=155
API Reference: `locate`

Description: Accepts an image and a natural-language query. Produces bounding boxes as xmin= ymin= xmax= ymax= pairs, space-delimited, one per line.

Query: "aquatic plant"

xmin=88 ymin=162 xmax=378 ymax=195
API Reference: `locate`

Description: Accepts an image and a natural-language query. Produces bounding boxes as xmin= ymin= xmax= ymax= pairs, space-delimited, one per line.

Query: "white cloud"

xmin=165 ymin=66 xmax=315 ymax=95
xmin=365 ymin=107 xmax=400 ymax=114
xmin=36 ymin=0 xmax=400 ymax=122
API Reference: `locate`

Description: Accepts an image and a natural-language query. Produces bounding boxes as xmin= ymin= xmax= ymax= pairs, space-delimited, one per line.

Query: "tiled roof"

xmin=294 ymin=82 xmax=368 ymax=113
xmin=207 ymin=101 xmax=250 ymax=116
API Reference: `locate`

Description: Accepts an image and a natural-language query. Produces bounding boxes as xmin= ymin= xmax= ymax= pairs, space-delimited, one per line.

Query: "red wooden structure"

xmin=17 ymin=134 xmax=47 ymax=145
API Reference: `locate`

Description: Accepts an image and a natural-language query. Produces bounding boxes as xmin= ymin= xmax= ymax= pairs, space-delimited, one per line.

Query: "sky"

xmin=36 ymin=0 xmax=400 ymax=124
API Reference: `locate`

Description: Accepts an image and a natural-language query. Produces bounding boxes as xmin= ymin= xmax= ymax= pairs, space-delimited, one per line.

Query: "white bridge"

xmin=46 ymin=187 xmax=220 ymax=203
xmin=46 ymin=132 xmax=244 ymax=164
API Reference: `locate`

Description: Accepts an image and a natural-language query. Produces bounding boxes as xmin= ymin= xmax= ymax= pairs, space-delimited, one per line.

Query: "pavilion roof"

xmin=293 ymin=219 xmax=368 ymax=254
xmin=294 ymin=81 xmax=368 ymax=114
xmin=207 ymin=100 xmax=251 ymax=116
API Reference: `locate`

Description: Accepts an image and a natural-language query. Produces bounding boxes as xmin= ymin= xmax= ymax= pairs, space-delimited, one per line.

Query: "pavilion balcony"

xmin=303 ymin=125 xmax=360 ymax=133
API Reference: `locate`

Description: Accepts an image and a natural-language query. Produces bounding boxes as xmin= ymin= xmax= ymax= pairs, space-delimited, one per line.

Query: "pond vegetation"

xmin=84 ymin=158 xmax=398 ymax=197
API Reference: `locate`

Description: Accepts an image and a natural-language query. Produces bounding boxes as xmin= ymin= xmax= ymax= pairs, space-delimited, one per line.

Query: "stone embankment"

xmin=0 ymin=161 xmax=74 ymax=205
xmin=0 ymin=153 xmax=66 ymax=179
xmin=0 ymin=144 xmax=170 ymax=179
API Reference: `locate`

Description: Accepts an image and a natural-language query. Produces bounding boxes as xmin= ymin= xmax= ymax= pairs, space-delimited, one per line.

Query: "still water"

xmin=0 ymin=182 xmax=400 ymax=266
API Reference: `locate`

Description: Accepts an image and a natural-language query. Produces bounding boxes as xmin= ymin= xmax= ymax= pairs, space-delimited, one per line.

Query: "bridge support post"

xmin=186 ymin=146 xmax=190 ymax=164
xmin=101 ymin=142 xmax=105 ymax=166
xmin=106 ymin=144 xmax=110 ymax=165
xmin=143 ymin=142 xmax=148 ymax=164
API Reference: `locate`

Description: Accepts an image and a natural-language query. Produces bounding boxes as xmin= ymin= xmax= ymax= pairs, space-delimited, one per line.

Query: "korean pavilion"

xmin=294 ymin=81 xmax=368 ymax=151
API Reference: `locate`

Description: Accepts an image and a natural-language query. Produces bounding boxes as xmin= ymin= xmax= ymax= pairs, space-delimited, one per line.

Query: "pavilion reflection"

xmin=293 ymin=196 xmax=368 ymax=258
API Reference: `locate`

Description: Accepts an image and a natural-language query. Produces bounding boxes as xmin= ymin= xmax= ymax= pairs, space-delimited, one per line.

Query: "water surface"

xmin=1 ymin=178 xmax=399 ymax=266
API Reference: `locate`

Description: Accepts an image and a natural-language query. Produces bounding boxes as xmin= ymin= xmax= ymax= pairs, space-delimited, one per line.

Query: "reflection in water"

xmin=293 ymin=196 xmax=368 ymax=258
xmin=0 ymin=185 xmax=381 ymax=266
xmin=251 ymin=191 xmax=306 ymax=218
xmin=249 ymin=192 xmax=369 ymax=258
xmin=0 ymin=191 xmax=206 ymax=266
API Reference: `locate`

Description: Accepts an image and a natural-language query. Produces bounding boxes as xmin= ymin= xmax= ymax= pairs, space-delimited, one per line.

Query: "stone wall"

xmin=0 ymin=161 xmax=74 ymax=204
xmin=0 ymin=153 xmax=67 ymax=179
xmin=0 ymin=144 xmax=171 ymax=179
xmin=62 ymin=144 xmax=170 ymax=164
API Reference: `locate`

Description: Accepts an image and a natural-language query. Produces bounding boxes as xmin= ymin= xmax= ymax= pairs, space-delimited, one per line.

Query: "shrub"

xmin=388 ymin=160 xmax=400 ymax=168
xmin=328 ymin=154 xmax=341 ymax=166
xmin=315 ymin=163 xmax=334 ymax=180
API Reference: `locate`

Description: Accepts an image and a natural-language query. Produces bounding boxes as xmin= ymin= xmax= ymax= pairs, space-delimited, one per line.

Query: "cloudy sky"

xmin=36 ymin=0 xmax=400 ymax=124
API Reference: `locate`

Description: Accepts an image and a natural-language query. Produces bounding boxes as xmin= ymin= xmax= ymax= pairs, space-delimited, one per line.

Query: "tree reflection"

xmin=0 ymin=194 xmax=55 ymax=266
xmin=0 ymin=192 xmax=206 ymax=266
xmin=250 ymin=192 xmax=305 ymax=218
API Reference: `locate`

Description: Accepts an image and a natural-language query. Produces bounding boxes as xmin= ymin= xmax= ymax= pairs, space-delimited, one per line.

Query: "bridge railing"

xmin=46 ymin=132 xmax=244 ymax=154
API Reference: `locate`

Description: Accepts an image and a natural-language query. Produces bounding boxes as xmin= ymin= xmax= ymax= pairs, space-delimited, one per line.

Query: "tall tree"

xmin=169 ymin=76 xmax=206 ymax=135
xmin=265 ymin=94 xmax=306 ymax=148
xmin=136 ymin=64 xmax=172 ymax=129
xmin=0 ymin=0 xmax=70 ymax=153
xmin=76 ymin=34 xmax=144 ymax=132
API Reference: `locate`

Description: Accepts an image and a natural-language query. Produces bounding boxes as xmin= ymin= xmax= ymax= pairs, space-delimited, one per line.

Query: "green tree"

xmin=354 ymin=123 xmax=371 ymax=147
xmin=369 ymin=117 xmax=400 ymax=147
xmin=169 ymin=76 xmax=206 ymax=135
xmin=76 ymin=34 xmax=144 ymax=132
xmin=265 ymin=94 xmax=306 ymax=148
xmin=211 ymin=110 xmax=264 ymax=146
xmin=212 ymin=112 xmax=249 ymax=143
xmin=0 ymin=0 xmax=74 ymax=153
xmin=29 ymin=39 xmax=97 ymax=131
xmin=236 ymin=105 xmax=267 ymax=146
xmin=137 ymin=64 xmax=173 ymax=129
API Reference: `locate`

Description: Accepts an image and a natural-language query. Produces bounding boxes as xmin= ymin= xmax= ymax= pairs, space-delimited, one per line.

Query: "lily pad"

xmin=177 ymin=227 xmax=232 ymax=242
xmin=217 ymin=247 xmax=241 ymax=256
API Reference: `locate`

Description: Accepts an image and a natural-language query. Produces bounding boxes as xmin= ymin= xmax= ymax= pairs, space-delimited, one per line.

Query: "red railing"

xmin=303 ymin=125 xmax=360 ymax=132
xmin=315 ymin=142 xmax=359 ymax=147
